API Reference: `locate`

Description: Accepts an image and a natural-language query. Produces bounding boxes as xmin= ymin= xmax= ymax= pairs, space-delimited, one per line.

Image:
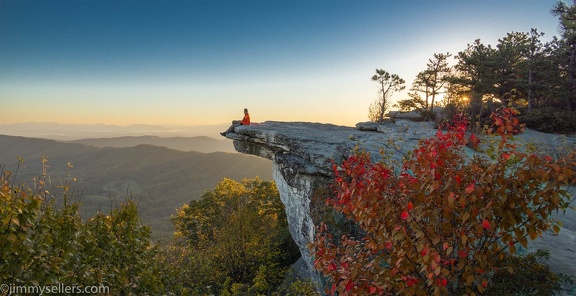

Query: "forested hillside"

xmin=0 ymin=135 xmax=272 ymax=241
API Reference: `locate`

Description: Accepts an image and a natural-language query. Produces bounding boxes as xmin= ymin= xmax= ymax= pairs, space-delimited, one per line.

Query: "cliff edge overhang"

xmin=222 ymin=120 xmax=438 ymax=280
xmin=222 ymin=120 xmax=576 ymax=283
xmin=224 ymin=120 xmax=436 ymax=173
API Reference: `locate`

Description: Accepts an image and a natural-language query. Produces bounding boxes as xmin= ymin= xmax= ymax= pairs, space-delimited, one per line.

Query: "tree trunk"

xmin=528 ymin=67 xmax=533 ymax=111
xmin=569 ymin=44 xmax=576 ymax=111
xmin=379 ymin=80 xmax=386 ymax=123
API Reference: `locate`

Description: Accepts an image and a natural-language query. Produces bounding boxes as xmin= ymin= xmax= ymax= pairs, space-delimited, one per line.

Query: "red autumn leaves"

xmin=465 ymin=183 xmax=475 ymax=194
xmin=482 ymin=219 xmax=491 ymax=230
xmin=311 ymin=109 xmax=575 ymax=295
xmin=400 ymin=211 xmax=409 ymax=220
xmin=401 ymin=202 xmax=414 ymax=220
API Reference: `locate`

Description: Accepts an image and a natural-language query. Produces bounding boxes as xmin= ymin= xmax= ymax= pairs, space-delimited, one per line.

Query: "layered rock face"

xmin=222 ymin=121 xmax=576 ymax=282
xmin=223 ymin=120 xmax=438 ymax=279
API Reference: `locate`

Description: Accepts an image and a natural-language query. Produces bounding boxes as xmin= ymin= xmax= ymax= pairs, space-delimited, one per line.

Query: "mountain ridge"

xmin=69 ymin=135 xmax=236 ymax=153
xmin=0 ymin=135 xmax=272 ymax=241
xmin=1 ymin=122 xmax=230 ymax=140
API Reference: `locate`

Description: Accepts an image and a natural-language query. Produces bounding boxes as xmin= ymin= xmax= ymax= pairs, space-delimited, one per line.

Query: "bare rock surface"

xmin=525 ymin=187 xmax=576 ymax=295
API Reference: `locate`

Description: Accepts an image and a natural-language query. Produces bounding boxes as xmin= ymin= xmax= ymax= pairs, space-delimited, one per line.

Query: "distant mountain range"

xmin=69 ymin=135 xmax=237 ymax=153
xmin=0 ymin=135 xmax=272 ymax=242
xmin=0 ymin=122 xmax=230 ymax=140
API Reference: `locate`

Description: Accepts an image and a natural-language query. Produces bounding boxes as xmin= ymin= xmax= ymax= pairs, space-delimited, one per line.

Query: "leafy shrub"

xmin=0 ymin=169 xmax=83 ymax=286
xmin=488 ymin=106 xmax=523 ymax=135
xmin=437 ymin=104 xmax=456 ymax=124
xmin=521 ymin=107 xmax=576 ymax=134
xmin=484 ymin=249 xmax=566 ymax=295
xmin=311 ymin=110 xmax=575 ymax=295
xmin=475 ymin=100 xmax=503 ymax=132
xmin=0 ymin=160 xmax=170 ymax=294
xmin=408 ymin=109 xmax=436 ymax=122
xmin=277 ymin=278 xmax=319 ymax=296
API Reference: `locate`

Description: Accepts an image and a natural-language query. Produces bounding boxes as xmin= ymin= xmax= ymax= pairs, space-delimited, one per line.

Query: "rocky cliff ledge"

xmin=222 ymin=121 xmax=576 ymax=283
xmin=223 ymin=120 xmax=438 ymax=280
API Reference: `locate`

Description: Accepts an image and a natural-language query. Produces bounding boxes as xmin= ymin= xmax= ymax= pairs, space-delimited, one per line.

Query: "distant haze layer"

xmin=0 ymin=122 xmax=230 ymax=140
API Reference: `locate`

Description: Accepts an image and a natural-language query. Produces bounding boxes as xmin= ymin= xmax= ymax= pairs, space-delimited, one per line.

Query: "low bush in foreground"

xmin=0 ymin=160 xmax=168 ymax=294
xmin=312 ymin=109 xmax=575 ymax=295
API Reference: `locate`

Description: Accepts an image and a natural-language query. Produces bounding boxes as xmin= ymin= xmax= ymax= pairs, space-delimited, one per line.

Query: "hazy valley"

xmin=0 ymin=134 xmax=272 ymax=242
xmin=0 ymin=122 xmax=230 ymax=141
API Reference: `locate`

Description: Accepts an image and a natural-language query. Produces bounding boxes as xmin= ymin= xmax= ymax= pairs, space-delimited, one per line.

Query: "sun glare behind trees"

xmin=372 ymin=2 xmax=576 ymax=133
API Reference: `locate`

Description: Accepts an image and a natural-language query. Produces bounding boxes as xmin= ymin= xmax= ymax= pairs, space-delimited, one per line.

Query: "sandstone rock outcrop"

xmin=222 ymin=120 xmax=576 ymax=283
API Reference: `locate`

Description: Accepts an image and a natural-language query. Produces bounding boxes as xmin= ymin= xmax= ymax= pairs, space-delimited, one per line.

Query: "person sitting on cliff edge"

xmin=221 ymin=108 xmax=250 ymax=136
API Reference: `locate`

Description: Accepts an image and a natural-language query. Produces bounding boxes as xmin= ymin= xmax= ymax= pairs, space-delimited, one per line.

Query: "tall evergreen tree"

xmin=452 ymin=39 xmax=498 ymax=118
xmin=552 ymin=1 xmax=576 ymax=111
xmin=522 ymin=29 xmax=548 ymax=110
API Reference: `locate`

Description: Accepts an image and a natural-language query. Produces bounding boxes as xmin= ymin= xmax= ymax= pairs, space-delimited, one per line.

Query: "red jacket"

xmin=241 ymin=113 xmax=250 ymax=125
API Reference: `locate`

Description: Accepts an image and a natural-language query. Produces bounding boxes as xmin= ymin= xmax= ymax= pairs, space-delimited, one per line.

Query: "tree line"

xmin=371 ymin=1 xmax=576 ymax=133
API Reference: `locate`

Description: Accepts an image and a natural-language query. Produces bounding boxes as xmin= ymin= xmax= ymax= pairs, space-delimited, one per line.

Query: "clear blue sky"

xmin=0 ymin=0 xmax=560 ymax=127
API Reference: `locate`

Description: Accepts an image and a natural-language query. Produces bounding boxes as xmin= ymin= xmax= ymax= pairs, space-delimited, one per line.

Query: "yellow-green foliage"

xmin=171 ymin=178 xmax=302 ymax=295
xmin=0 ymin=169 xmax=169 ymax=294
xmin=1 ymin=163 xmax=310 ymax=295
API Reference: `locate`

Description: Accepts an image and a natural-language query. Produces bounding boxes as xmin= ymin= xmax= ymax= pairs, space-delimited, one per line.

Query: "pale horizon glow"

xmin=0 ymin=0 xmax=560 ymax=128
